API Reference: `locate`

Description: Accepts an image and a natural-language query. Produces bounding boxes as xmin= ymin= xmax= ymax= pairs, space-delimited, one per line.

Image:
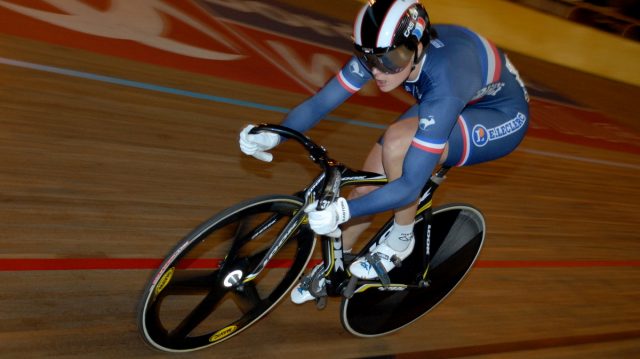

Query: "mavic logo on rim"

xmin=209 ymin=325 xmax=238 ymax=342
xmin=154 ymin=267 xmax=174 ymax=296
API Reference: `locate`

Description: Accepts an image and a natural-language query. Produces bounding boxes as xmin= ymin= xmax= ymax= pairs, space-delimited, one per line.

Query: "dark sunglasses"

xmin=354 ymin=44 xmax=415 ymax=74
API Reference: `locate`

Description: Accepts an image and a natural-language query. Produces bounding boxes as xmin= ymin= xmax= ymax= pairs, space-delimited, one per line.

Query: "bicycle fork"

xmin=416 ymin=166 xmax=450 ymax=286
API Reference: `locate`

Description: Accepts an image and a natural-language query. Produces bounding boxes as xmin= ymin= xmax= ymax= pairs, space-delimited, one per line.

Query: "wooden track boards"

xmin=1 ymin=1 xmax=639 ymax=357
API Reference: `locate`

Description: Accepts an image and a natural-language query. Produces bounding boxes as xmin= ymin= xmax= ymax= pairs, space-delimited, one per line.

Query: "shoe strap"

xmin=364 ymin=253 xmax=391 ymax=286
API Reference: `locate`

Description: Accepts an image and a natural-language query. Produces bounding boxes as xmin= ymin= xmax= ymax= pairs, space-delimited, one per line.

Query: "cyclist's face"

xmin=356 ymin=47 xmax=412 ymax=92
xmin=371 ymin=60 xmax=413 ymax=92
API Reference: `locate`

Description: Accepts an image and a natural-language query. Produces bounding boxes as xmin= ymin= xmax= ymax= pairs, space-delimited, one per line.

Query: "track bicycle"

xmin=137 ymin=124 xmax=486 ymax=352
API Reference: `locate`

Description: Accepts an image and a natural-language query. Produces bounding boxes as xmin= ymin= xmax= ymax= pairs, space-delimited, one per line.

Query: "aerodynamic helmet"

xmin=353 ymin=0 xmax=432 ymax=73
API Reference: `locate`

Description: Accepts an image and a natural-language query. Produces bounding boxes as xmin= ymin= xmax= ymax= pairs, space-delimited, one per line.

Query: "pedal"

xmin=308 ymin=269 xmax=327 ymax=298
xmin=309 ymin=278 xmax=327 ymax=298
xmin=341 ymin=275 xmax=359 ymax=299
xmin=315 ymin=296 xmax=327 ymax=310
xmin=365 ymin=253 xmax=391 ymax=287
xmin=299 ymin=265 xmax=327 ymax=304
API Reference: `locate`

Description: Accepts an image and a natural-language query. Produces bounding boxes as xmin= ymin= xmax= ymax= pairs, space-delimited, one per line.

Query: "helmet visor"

xmin=354 ymin=45 xmax=414 ymax=74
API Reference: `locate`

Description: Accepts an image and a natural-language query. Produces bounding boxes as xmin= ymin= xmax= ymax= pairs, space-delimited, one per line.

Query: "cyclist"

xmin=239 ymin=0 xmax=529 ymax=304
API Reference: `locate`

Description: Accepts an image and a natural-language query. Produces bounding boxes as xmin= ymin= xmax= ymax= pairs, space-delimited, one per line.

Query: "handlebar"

xmin=249 ymin=124 xmax=332 ymax=170
xmin=250 ymin=124 xmax=344 ymax=217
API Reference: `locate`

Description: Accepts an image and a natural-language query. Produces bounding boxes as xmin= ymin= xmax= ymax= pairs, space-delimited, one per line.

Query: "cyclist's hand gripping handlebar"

xmin=305 ymin=197 xmax=350 ymax=238
xmin=239 ymin=124 xmax=280 ymax=162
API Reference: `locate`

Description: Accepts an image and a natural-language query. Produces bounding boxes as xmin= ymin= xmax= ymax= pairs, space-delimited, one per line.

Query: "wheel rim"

xmin=342 ymin=205 xmax=485 ymax=337
xmin=140 ymin=198 xmax=314 ymax=351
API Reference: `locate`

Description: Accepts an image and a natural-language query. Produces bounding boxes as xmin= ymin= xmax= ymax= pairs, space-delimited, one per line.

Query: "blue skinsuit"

xmin=282 ymin=25 xmax=529 ymax=218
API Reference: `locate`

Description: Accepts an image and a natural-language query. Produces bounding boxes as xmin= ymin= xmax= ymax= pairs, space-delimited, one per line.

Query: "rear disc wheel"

xmin=341 ymin=204 xmax=485 ymax=337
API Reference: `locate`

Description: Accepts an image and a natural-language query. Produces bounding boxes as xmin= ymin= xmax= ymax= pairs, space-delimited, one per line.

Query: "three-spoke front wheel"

xmin=138 ymin=195 xmax=315 ymax=352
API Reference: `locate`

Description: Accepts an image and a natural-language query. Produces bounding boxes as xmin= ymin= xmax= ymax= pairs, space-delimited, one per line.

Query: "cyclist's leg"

xmin=349 ymin=100 xmax=528 ymax=279
xmin=380 ymin=116 xmax=420 ymax=226
xmin=346 ymin=105 xmax=447 ymax=279
xmin=342 ymin=104 xmax=448 ymax=251
xmin=378 ymin=104 xmax=451 ymax=227
xmin=341 ymin=144 xmax=383 ymax=252
xmin=345 ymin=101 xmax=528 ymax=243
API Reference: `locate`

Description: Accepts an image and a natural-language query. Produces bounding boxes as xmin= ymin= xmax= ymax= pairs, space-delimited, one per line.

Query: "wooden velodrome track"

xmin=1 ymin=0 xmax=639 ymax=358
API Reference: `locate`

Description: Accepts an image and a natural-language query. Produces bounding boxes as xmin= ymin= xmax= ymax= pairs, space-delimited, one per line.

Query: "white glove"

xmin=239 ymin=125 xmax=280 ymax=162
xmin=305 ymin=197 xmax=351 ymax=237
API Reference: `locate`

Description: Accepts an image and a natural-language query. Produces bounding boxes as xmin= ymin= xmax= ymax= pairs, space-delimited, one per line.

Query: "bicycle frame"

xmin=242 ymin=124 xmax=449 ymax=295
xmin=321 ymin=164 xmax=450 ymax=295
xmin=139 ymin=124 xmax=484 ymax=351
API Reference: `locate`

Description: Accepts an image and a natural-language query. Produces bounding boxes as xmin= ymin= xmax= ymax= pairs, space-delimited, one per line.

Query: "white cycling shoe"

xmin=349 ymin=235 xmax=415 ymax=280
xmin=290 ymin=264 xmax=325 ymax=304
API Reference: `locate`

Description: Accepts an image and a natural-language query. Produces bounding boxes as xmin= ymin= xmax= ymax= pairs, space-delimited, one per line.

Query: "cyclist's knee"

xmin=382 ymin=120 xmax=416 ymax=162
